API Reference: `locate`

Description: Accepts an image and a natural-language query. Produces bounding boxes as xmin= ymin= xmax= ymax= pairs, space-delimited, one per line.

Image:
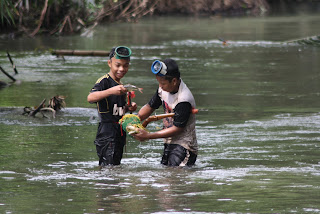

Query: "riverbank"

xmin=1 ymin=0 xmax=320 ymax=38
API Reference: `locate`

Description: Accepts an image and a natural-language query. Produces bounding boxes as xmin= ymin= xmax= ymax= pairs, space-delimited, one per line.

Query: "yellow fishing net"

xmin=119 ymin=114 xmax=147 ymax=134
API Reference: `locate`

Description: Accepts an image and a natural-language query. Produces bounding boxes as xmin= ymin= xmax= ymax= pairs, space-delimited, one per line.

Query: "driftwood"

xmin=23 ymin=95 xmax=66 ymax=118
xmin=27 ymin=99 xmax=46 ymax=117
xmin=39 ymin=107 xmax=56 ymax=118
xmin=48 ymin=95 xmax=66 ymax=111
xmin=52 ymin=50 xmax=110 ymax=57
xmin=0 ymin=65 xmax=16 ymax=82
xmin=6 ymin=51 xmax=18 ymax=74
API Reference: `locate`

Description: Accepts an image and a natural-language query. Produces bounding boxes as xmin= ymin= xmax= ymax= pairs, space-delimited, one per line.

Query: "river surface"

xmin=0 ymin=14 xmax=320 ymax=213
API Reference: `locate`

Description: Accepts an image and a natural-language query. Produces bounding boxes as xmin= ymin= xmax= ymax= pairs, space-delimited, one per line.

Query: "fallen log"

xmin=52 ymin=50 xmax=110 ymax=57
xmin=23 ymin=95 xmax=66 ymax=118
xmin=40 ymin=107 xmax=56 ymax=119
xmin=28 ymin=99 xmax=46 ymax=117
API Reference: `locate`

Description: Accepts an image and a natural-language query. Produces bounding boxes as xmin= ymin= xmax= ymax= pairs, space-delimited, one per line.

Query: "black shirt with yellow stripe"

xmin=90 ymin=74 xmax=126 ymax=143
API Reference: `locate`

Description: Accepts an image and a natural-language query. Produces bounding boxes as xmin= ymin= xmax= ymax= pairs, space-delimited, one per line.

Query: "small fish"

xmin=123 ymin=84 xmax=143 ymax=93
xmin=126 ymin=125 xmax=139 ymax=135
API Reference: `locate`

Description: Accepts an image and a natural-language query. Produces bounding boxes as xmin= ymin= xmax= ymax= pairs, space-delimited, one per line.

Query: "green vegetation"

xmin=0 ymin=0 xmax=160 ymax=36
xmin=0 ymin=0 xmax=16 ymax=26
xmin=0 ymin=0 xmax=319 ymax=36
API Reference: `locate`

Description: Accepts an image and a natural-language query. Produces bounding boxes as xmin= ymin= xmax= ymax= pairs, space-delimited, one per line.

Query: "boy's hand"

xmin=110 ymin=85 xmax=127 ymax=95
xmin=127 ymin=102 xmax=137 ymax=112
xmin=87 ymin=85 xmax=127 ymax=103
xmin=132 ymin=129 xmax=150 ymax=142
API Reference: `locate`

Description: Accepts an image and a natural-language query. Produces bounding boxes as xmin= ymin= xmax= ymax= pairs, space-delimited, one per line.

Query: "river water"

xmin=0 ymin=14 xmax=320 ymax=213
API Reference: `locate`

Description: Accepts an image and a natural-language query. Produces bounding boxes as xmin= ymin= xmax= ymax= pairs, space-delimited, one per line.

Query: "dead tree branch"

xmin=6 ymin=51 xmax=18 ymax=74
xmin=30 ymin=0 xmax=49 ymax=37
xmin=0 ymin=65 xmax=16 ymax=82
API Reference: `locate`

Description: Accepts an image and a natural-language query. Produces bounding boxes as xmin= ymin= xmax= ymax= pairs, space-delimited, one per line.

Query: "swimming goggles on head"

xmin=111 ymin=46 xmax=132 ymax=59
xmin=151 ymin=60 xmax=167 ymax=76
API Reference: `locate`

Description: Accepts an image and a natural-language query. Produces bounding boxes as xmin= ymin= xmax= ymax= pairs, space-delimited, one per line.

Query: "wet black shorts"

xmin=161 ymin=144 xmax=197 ymax=167
xmin=96 ymin=141 xmax=125 ymax=166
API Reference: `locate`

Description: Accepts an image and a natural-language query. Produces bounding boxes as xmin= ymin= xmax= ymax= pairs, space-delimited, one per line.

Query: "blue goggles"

xmin=151 ymin=60 xmax=167 ymax=76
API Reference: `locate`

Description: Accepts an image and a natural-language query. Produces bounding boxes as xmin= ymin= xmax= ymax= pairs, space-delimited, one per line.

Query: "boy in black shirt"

xmin=88 ymin=46 xmax=137 ymax=166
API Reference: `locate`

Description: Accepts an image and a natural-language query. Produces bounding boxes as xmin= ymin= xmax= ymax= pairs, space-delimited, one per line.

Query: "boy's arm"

xmin=134 ymin=125 xmax=183 ymax=141
xmin=133 ymin=102 xmax=191 ymax=141
xmin=138 ymin=104 xmax=155 ymax=121
xmin=138 ymin=88 xmax=162 ymax=120
xmin=87 ymin=85 xmax=127 ymax=103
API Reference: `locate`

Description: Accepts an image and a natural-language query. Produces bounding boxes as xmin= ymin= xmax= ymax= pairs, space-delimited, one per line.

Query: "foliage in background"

xmin=0 ymin=0 xmax=17 ymax=26
xmin=0 ymin=0 xmax=319 ymax=36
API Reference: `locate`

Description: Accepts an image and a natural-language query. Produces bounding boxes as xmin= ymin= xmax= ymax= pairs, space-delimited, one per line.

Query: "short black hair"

xmin=163 ymin=58 xmax=180 ymax=80
xmin=109 ymin=47 xmax=116 ymax=59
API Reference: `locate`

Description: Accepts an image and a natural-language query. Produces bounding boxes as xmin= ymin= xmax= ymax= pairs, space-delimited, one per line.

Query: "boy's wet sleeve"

xmin=148 ymin=89 xmax=162 ymax=109
xmin=173 ymin=102 xmax=192 ymax=128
